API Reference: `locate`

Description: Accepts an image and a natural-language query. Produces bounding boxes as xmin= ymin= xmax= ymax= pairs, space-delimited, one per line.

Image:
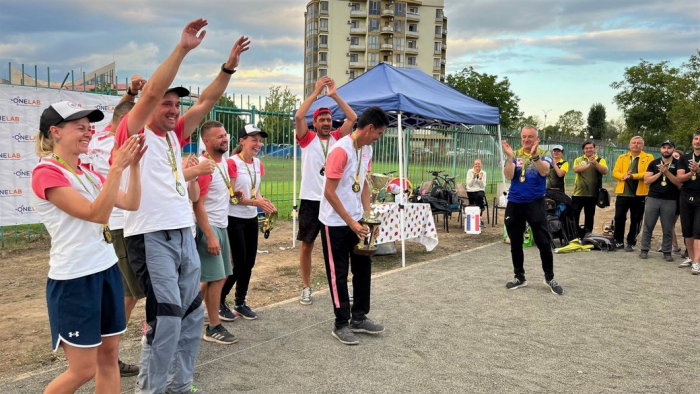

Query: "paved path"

xmin=5 ymin=242 xmax=699 ymax=393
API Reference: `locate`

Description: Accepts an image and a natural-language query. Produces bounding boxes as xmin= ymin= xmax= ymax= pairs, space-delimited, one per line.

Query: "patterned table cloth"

xmin=373 ymin=203 xmax=439 ymax=252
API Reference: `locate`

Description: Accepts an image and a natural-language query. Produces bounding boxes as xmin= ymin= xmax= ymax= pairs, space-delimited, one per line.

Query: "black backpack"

xmin=581 ymin=233 xmax=616 ymax=251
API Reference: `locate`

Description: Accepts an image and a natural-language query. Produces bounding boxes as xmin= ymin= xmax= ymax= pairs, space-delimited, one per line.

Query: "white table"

xmin=373 ymin=203 xmax=439 ymax=252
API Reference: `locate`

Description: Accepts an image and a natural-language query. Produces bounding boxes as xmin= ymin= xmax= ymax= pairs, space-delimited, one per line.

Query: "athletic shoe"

xmin=692 ymin=263 xmax=700 ymax=275
xmin=505 ymin=277 xmax=527 ymax=290
xmin=203 ymin=324 xmax=238 ymax=345
xmin=672 ymin=246 xmax=682 ymax=254
xmin=219 ymin=302 xmax=236 ymax=322
xmin=545 ymin=279 xmax=564 ymax=295
xmin=300 ymin=287 xmax=312 ymax=306
xmin=615 ymin=242 xmax=624 ymax=249
xmin=118 ymin=359 xmax=139 ymax=377
xmin=331 ymin=326 xmax=359 ymax=345
xmin=625 ymin=244 xmax=635 ymax=252
xmin=234 ymin=303 xmax=258 ymax=320
xmin=679 ymin=258 xmax=693 ymax=268
xmin=166 ymin=385 xmax=204 ymax=393
xmin=663 ymin=253 xmax=674 ymax=262
xmin=350 ymin=318 xmax=385 ymax=334
xmin=639 ymin=251 xmax=648 ymax=259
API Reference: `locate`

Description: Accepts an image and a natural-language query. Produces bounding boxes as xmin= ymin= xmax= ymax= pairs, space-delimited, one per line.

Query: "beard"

xmin=661 ymin=152 xmax=672 ymax=158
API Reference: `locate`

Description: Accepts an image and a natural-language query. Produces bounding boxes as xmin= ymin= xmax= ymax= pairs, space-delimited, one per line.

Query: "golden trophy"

xmin=354 ymin=210 xmax=382 ymax=256
xmin=368 ymin=172 xmax=390 ymax=203
xmin=261 ymin=211 xmax=278 ymax=239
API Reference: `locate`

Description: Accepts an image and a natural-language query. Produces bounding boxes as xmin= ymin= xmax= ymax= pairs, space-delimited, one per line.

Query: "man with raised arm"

xmin=294 ymin=76 xmax=357 ymax=306
xmin=113 ymin=19 xmax=250 ymax=394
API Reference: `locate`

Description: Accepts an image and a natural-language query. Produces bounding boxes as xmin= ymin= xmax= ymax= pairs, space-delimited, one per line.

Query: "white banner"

xmin=0 ymin=85 xmax=120 ymax=226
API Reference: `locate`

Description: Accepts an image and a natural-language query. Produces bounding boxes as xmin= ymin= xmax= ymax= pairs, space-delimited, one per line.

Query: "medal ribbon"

xmin=206 ymin=152 xmax=234 ymax=198
xmin=352 ymin=133 xmax=362 ymax=191
xmin=164 ymin=133 xmax=183 ymax=188
xmin=238 ymin=153 xmax=257 ymax=198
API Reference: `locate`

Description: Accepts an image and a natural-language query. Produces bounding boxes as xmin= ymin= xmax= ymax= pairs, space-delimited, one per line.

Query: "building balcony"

xmin=442 ymin=42 xmax=447 ymax=49
xmin=350 ymin=27 xmax=367 ymax=34
xmin=405 ymin=47 xmax=418 ymax=54
xmin=406 ymin=0 xmax=422 ymax=4
xmin=350 ymin=9 xmax=367 ymax=17
xmin=320 ymin=9 xmax=328 ymax=15
xmin=434 ymin=49 xmax=441 ymax=55
xmin=435 ymin=15 xmax=443 ymax=22
xmin=381 ymin=8 xmax=394 ymax=16
xmin=433 ymin=64 xmax=441 ymax=71
xmin=381 ymin=43 xmax=393 ymax=50
xmin=441 ymin=58 xmax=446 ymax=65
xmin=319 ymin=43 xmax=328 ymax=49
xmin=406 ymin=64 xmax=419 ymax=69
xmin=381 ymin=26 xmax=394 ymax=33
xmin=320 ymin=26 xmax=328 ymax=32
xmin=349 ymin=61 xmax=366 ymax=68
xmin=406 ymin=12 xmax=420 ymax=21
xmin=406 ymin=30 xmax=419 ymax=38
xmin=434 ymin=32 xmax=442 ymax=38
xmin=319 ymin=60 xmax=327 ymax=66
xmin=349 ymin=44 xmax=366 ymax=51
xmin=443 ymin=28 xmax=448 ymax=35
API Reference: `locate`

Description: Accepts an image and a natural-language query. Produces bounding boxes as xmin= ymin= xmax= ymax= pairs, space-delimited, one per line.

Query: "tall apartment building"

xmin=303 ymin=0 xmax=448 ymax=97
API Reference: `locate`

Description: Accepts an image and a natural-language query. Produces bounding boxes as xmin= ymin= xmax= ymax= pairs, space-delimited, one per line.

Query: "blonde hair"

xmin=232 ymin=144 xmax=243 ymax=155
xmin=35 ymin=131 xmax=55 ymax=157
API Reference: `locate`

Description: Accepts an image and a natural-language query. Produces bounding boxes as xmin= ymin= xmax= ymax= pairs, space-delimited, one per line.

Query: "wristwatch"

xmin=221 ymin=64 xmax=236 ymax=75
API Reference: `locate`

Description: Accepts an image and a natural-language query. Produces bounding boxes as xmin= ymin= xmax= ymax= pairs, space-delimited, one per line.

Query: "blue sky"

xmin=1 ymin=0 xmax=697 ymax=125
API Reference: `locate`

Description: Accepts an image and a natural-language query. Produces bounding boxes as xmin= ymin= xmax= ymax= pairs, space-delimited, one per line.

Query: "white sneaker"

xmin=299 ymin=287 xmax=312 ymax=305
xmin=692 ymin=263 xmax=700 ymax=275
xmin=679 ymin=258 xmax=693 ymax=268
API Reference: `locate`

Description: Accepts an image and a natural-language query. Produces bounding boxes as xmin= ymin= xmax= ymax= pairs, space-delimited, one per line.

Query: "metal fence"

xmin=1 ymin=63 xmax=660 ymax=247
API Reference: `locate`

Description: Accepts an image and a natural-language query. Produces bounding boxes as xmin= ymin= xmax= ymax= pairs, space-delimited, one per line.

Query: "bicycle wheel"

xmin=387 ymin=177 xmax=414 ymax=199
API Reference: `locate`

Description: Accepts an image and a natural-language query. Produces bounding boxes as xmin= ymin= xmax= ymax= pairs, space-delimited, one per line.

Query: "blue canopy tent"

xmin=294 ymin=63 xmax=502 ymax=266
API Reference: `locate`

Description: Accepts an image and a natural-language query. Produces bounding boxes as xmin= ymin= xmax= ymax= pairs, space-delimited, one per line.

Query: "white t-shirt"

xmin=82 ymin=125 xmax=127 ymax=229
xmin=114 ymin=114 xmax=194 ymax=236
xmin=31 ymin=159 xmax=118 ymax=280
xmin=298 ymin=130 xmax=342 ymax=201
xmin=319 ymin=135 xmax=372 ymax=226
xmin=227 ymin=154 xmax=265 ymax=219
xmin=197 ymin=154 xmax=234 ymax=228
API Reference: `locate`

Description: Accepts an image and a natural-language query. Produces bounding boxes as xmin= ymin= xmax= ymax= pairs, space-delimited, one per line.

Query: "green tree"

xmin=555 ymin=110 xmax=585 ymax=137
xmin=445 ymin=66 xmax=522 ymax=128
xmin=610 ymin=52 xmax=700 ymax=147
xmin=260 ymin=86 xmax=299 ymax=145
xmin=587 ymin=103 xmax=607 ymax=140
xmin=515 ymin=115 xmax=541 ymax=129
xmin=605 ymin=118 xmax=625 ymax=142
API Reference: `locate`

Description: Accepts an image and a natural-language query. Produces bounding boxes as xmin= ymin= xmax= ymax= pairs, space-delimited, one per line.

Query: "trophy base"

xmin=353 ymin=246 xmax=377 ymax=256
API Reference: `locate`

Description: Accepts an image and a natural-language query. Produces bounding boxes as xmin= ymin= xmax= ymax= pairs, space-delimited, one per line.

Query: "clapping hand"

xmin=501 ymin=140 xmax=514 ymax=158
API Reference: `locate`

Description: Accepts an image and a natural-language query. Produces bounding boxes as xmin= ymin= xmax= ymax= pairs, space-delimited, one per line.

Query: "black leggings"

xmin=504 ymin=198 xmax=555 ymax=282
xmin=221 ymin=216 xmax=258 ymax=306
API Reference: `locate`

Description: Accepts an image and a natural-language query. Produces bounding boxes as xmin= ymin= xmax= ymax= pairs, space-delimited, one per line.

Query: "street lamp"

xmin=542 ymin=109 xmax=552 ymax=142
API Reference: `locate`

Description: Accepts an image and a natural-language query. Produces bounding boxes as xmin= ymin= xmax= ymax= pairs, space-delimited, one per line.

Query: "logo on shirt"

xmin=0 ymin=152 xmax=21 ymax=160
xmin=10 ymin=97 xmax=41 ymax=107
xmin=0 ymin=115 xmax=20 ymax=123
xmin=516 ymin=158 xmax=523 ymax=167
xmin=0 ymin=189 xmax=23 ymax=197
xmin=11 ymin=133 xmax=36 ymax=142
xmin=15 ymin=205 xmax=36 ymax=214
xmin=94 ymin=104 xmax=115 ymax=113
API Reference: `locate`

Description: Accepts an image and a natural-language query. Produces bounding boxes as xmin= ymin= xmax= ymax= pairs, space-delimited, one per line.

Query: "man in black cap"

xmin=639 ymin=140 xmax=681 ymax=261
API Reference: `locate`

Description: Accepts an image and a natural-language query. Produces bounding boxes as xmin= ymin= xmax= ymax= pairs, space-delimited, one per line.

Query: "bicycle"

xmin=426 ymin=170 xmax=458 ymax=202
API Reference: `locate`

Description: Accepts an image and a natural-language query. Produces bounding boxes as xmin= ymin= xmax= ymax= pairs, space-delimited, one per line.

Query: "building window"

xmin=436 ymin=9 xmax=444 ymax=19
xmin=394 ymin=20 xmax=404 ymax=33
xmin=320 ymin=69 xmax=328 ymax=77
xmin=434 ymin=42 xmax=442 ymax=53
xmin=351 ymin=36 xmax=360 ymax=45
xmin=408 ymin=56 xmax=417 ymax=66
xmin=435 ymin=26 xmax=442 ymax=36
xmin=409 ymin=6 xmax=419 ymax=14
xmin=408 ymin=23 xmax=418 ymax=33
xmin=349 ymin=70 xmax=357 ymax=79
xmin=350 ymin=53 xmax=359 ymax=62
xmin=350 ymin=2 xmax=361 ymax=11
xmin=394 ymin=53 xmax=403 ymax=66
xmin=408 ymin=40 xmax=417 ymax=49
xmin=368 ymin=52 xmax=379 ymax=66
xmin=306 ymin=3 xmax=318 ymax=18
xmin=433 ymin=74 xmax=441 ymax=80
xmin=368 ymin=0 xmax=380 ymax=15
xmin=368 ymin=17 xmax=380 ymax=32
xmin=320 ymin=35 xmax=328 ymax=46
xmin=433 ymin=58 xmax=441 ymax=69
xmin=395 ymin=3 xmax=406 ymax=16
xmin=350 ymin=20 xmax=359 ymax=28
xmin=368 ymin=35 xmax=380 ymax=49
xmin=320 ymin=18 xmax=328 ymax=31
xmin=320 ymin=1 xmax=328 ymax=12
xmin=320 ymin=52 xmax=327 ymax=62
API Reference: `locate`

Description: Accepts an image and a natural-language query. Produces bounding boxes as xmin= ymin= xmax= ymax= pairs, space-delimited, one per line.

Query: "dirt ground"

xmin=0 ymin=199 xmax=676 ymax=384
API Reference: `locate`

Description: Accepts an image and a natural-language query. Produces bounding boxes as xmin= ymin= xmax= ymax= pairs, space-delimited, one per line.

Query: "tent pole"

xmin=497 ymin=124 xmax=507 ymax=196
xmin=397 ymin=112 xmax=406 ymax=268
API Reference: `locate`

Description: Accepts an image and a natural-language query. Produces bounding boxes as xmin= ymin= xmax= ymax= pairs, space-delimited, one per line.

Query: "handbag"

xmin=596 ymin=167 xmax=610 ymax=208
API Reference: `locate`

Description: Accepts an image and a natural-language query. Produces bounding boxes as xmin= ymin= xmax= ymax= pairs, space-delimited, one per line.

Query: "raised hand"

xmin=315 ymin=76 xmax=331 ymax=94
xmin=194 ymin=157 xmax=216 ymax=176
xmin=529 ymin=138 xmax=540 ymax=155
xmin=130 ymin=74 xmax=146 ymax=93
xmin=180 ymin=18 xmax=208 ymax=51
xmin=326 ymin=78 xmax=338 ymax=96
xmin=225 ymin=36 xmax=251 ymax=70
xmin=501 ymin=140 xmax=514 ymax=158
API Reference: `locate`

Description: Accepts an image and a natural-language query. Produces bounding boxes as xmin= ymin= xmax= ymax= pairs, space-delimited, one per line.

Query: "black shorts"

xmin=297 ymin=199 xmax=322 ymax=243
xmin=679 ymin=193 xmax=700 ymax=239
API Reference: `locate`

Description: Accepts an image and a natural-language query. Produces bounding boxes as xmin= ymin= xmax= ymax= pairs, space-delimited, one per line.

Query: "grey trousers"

xmin=640 ymin=197 xmax=677 ymax=253
xmin=126 ymin=229 xmax=204 ymax=394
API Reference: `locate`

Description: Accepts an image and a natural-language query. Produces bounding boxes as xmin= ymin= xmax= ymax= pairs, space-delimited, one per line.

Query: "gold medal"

xmin=230 ymin=195 xmax=239 ymax=205
xmin=103 ymin=225 xmax=113 ymax=244
xmin=352 ymin=182 xmax=361 ymax=193
xmin=693 ymin=175 xmax=697 ymax=181
xmin=520 ymin=174 xmax=525 ymax=183
xmin=251 ymin=188 xmax=256 ymax=199
xmin=661 ymin=181 xmax=667 ymax=186
xmin=176 ymin=182 xmax=186 ymax=196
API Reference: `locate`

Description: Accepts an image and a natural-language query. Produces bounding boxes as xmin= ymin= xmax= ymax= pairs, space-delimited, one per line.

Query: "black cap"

xmin=40 ymin=101 xmax=104 ymax=137
xmin=661 ymin=140 xmax=675 ymax=148
xmin=238 ymin=124 xmax=269 ymax=139
xmin=165 ymin=86 xmax=190 ymax=97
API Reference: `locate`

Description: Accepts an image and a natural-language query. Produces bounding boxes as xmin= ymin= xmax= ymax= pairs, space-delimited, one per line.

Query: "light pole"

xmin=639 ymin=125 xmax=646 ymax=140
xmin=542 ymin=108 xmax=552 ymax=141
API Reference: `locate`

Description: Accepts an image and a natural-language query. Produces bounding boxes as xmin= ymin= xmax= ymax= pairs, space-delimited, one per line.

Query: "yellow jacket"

xmin=611 ymin=151 xmax=654 ymax=196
